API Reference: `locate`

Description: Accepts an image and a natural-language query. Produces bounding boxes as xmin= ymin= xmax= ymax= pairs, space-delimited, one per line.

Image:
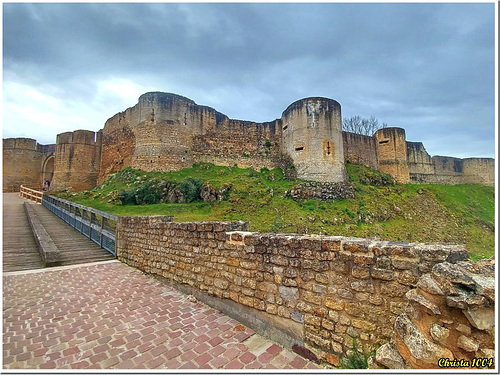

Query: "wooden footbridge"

xmin=3 ymin=188 xmax=116 ymax=273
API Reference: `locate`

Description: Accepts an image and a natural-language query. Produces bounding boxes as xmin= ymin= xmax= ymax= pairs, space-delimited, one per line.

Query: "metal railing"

xmin=42 ymin=195 xmax=118 ymax=257
xmin=20 ymin=185 xmax=43 ymax=203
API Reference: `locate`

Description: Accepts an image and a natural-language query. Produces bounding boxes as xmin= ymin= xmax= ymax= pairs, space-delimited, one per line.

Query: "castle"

xmin=3 ymin=92 xmax=495 ymax=192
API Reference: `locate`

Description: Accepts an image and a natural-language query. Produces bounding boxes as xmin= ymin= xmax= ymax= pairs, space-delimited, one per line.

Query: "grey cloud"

xmin=2 ymin=3 xmax=495 ymax=157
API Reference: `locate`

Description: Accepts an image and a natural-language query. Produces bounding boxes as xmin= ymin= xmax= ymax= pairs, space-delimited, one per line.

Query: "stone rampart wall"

xmin=342 ymin=131 xmax=379 ymax=170
xmin=192 ymin=119 xmax=282 ymax=171
xmin=116 ymin=216 xmax=469 ymax=365
xmin=408 ymin=146 xmax=495 ymax=186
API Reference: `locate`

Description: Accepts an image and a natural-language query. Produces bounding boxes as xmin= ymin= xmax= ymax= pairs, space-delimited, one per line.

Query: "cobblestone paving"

xmin=3 ymin=260 xmax=323 ymax=370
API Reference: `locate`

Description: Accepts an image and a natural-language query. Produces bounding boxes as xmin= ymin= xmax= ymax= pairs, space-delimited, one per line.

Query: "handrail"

xmin=41 ymin=194 xmax=117 ymax=257
xmin=20 ymin=185 xmax=43 ymax=203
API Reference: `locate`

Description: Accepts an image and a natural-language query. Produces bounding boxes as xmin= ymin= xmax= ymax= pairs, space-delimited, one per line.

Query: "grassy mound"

xmin=55 ymin=163 xmax=495 ymax=260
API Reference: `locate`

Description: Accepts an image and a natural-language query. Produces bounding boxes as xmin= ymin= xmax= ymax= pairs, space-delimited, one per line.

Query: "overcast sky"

xmin=3 ymin=2 xmax=496 ymax=158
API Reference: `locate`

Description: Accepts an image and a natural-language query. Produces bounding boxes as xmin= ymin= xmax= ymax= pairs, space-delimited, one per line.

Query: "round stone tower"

xmin=51 ymin=130 xmax=102 ymax=191
xmin=281 ymin=97 xmax=347 ymax=182
xmin=131 ymin=92 xmax=196 ymax=172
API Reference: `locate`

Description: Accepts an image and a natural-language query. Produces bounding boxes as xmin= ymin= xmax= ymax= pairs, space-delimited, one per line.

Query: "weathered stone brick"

xmin=242 ymin=278 xmax=257 ymax=289
xmin=238 ymin=295 xmax=254 ymax=307
xmin=353 ymin=253 xmax=375 ymax=265
xmin=351 ymin=265 xmax=370 ymax=279
xmin=282 ymin=278 xmax=298 ymax=287
xmin=344 ymin=302 xmax=363 ymax=317
xmin=277 ymin=306 xmax=291 ymax=318
xmin=303 ymin=291 xmax=322 ymax=306
xmin=305 ymin=332 xmax=330 ymax=349
xmin=305 ymin=314 xmax=322 ymax=327
xmin=226 ymin=257 xmax=239 ymax=267
xmin=396 ymin=270 xmax=419 ymax=286
xmin=337 ymin=289 xmax=354 ymax=299
xmin=266 ymin=305 xmax=277 ymax=315
xmin=300 ymin=269 xmax=315 ymax=281
xmin=351 ymin=318 xmax=376 ymax=331
xmin=321 ymin=238 xmax=341 ymax=251
xmin=350 ymin=280 xmax=374 ymax=293
xmin=321 ymin=319 xmax=335 ymax=331
xmin=240 ymin=260 xmax=258 ymax=270
xmin=213 ymin=279 xmax=229 ymax=290
xmin=391 ymin=257 xmax=419 ymax=270
xmin=270 ymin=255 xmax=288 ymax=266
xmin=312 ymin=284 xmax=327 ymax=295
xmin=380 ymin=281 xmax=410 ymax=297
xmin=325 ymin=298 xmax=344 ymax=311
xmin=314 ymin=273 xmax=329 ymax=284
xmin=371 ymin=268 xmax=394 ymax=281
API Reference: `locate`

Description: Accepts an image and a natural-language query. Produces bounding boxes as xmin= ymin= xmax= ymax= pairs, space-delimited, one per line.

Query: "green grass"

xmin=55 ymin=163 xmax=495 ymax=260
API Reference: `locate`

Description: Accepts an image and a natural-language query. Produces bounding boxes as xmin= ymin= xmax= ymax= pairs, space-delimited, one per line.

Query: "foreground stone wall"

xmin=116 ymin=216 xmax=470 ymax=365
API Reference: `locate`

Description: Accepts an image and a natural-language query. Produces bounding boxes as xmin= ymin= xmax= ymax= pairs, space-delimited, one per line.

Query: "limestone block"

xmin=471 ymin=275 xmax=495 ymax=302
xmin=371 ymin=268 xmax=394 ymax=281
xmin=457 ymin=335 xmax=479 ymax=352
xmin=432 ymin=262 xmax=474 ymax=288
xmin=455 ymin=323 xmax=471 ymax=335
xmin=463 ymin=307 xmax=495 ymax=331
xmin=278 ymin=286 xmax=299 ymax=300
xmin=324 ymin=298 xmax=344 ymax=311
xmin=416 ymin=274 xmax=444 ymax=295
xmin=429 ymin=324 xmax=449 ymax=342
xmin=394 ymin=314 xmax=453 ymax=364
xmin=405 ymin=289 xmax=441 ymax=315
xmin=375 ymin=342 xmax=406 ymax=369
xmin=350 ymin=280 xmax=375 ymax=293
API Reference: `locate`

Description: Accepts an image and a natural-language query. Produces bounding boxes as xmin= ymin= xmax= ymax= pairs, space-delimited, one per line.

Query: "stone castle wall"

xmin=51 ymin=130 xmax=102 ymax=191
xmin=3 ymin=92 xmax=495 ymax=192
xmin=407 ymin=142 xmax=495 ymax=186
xmin=342 ymin=131 xmax=379 ymax=170
xmin=98 ymin=92 xmax=283 ymax=184
xmin=116 ymin=216 xmax=470 ymax=365
xmin=2 ymin=138 xmax=54 ymax=192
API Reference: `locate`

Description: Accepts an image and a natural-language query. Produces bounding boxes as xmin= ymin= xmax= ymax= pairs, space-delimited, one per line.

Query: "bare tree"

xmin=343 ymin=115 xmax=387 ymax=136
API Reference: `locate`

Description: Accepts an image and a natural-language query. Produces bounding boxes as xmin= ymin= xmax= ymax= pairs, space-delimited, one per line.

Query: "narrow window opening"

xmin=327 ymin=142 xmax=331 ymax=155
xmin=295 ymin=146 xmax=304 ymax=151
xmin=283 ymin=125 xmax=288 ymax=130
xmin=379 ymin=140 xmax=389 ymax=145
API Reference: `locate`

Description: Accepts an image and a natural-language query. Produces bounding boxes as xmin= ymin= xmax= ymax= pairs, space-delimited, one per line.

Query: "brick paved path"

xmin=3 ymin=260 xmax=323 ymax=370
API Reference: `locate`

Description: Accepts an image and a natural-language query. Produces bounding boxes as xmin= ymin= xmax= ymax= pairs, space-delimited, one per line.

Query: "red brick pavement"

xmin=3 ymin=260 xmax=323 ymax=370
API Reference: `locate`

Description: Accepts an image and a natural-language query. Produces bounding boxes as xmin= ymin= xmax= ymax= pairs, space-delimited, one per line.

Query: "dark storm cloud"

xmin=3 ymin=3 xmax=495 ymax=158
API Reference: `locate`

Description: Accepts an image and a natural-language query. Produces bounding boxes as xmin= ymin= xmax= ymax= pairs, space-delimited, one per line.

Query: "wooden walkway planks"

xmin=3 ymin=193 xmax=44 ymax=272
xmin=28 ymin=203 xmax=115 ymax=266
xmin=3 ymin=193 xmax=115 ymax=272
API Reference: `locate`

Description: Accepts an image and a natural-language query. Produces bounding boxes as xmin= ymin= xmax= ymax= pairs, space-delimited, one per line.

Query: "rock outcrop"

xmin=373 ymin=256 xmax=495 ymax=370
